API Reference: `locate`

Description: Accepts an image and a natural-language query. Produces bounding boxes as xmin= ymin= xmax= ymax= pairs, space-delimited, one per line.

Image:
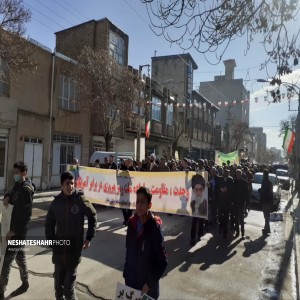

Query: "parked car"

xmin=250 ymin=172 xmax=281 ymax=206
xmin=275 ymin=169 xmax=290 ymax=190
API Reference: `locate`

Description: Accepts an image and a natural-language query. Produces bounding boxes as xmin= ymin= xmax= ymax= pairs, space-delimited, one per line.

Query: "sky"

xmin=21 ymin=0 xmax=300 ymax=150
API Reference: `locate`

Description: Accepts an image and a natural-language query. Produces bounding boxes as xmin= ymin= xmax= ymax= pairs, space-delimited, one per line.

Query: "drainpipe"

xmin=48 ymin=52 xmax=55 ymax=189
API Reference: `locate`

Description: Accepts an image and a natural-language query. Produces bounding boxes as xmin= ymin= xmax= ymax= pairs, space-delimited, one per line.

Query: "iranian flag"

xmin=145 ymin=121 xmax=151 ymax=139
xmin=282 ymin=128 xmax=295 ymax=154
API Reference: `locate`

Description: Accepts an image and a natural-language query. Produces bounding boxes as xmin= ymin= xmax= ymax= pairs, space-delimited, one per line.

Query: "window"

xmin=60 ymin=145 xmax=74 ymax=174
xmin=0 ymin=59 xmax=8 ymax=96
xmin=167 ymin=104 xmax=173 ymax=125
xmin=133 ymin=102 xmax=145 ymax=116
xmin=53 ymin=133 xmax=81 ymax=144
xmin=93 ymin=141 xmax=114 ymax=152
xmin=151 ymin=97 xmax=161 ymax=121
xmin=109 ymin=31 xmax=126 ymax=65
xmin=24 ymin=137 xmax=43 ymax=144
xmin=58 ymin=75 xmax=80 ymax=112
xmin=187 ymin=62 xmax=193 ymax=96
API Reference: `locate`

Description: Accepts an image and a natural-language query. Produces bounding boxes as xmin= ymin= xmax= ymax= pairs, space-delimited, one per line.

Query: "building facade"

xmin=199 ymin=59 xmax=250 ymax=152
xmin=249 ymin=127 xmax=267 ymax=163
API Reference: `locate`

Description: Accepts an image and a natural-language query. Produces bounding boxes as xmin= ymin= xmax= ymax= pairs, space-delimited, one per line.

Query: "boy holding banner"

xmin=123 ymin=187 xmax=168 ymax=299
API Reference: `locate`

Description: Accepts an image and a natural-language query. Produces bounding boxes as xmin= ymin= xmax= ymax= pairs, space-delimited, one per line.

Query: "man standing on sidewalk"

xmin=45 ymin=171 xmax=97 ymax=300
xmin=259 ymin=169 xmax=273 ymax=235
xmin=0 ymin=161 xmax=35 ymax=300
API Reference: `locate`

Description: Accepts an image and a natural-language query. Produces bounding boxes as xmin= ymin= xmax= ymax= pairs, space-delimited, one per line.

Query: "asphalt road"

xmin=3 ymin=189 xmax=297 ymax=300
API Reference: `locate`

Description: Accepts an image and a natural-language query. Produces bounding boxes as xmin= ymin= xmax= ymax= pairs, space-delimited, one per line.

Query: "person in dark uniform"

xmin=233 ymin=169 xmax=249 ymax=239
xmin=216 ymin=168 xmax=234 ymax=239
xmin=259 ymin=169 xmax=273 ymax=235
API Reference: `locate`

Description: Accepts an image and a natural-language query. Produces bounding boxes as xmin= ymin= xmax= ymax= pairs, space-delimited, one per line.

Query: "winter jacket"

xmin=216 ymin=176 xmax=234 ymax=212
xmin=233 ymin=178 xmax=249 ymax=211
xmin=45 ymin=189 xmax=97 ymax=267
xmin=6 ymin=180 xmax=35 ymax=238
xmin=259 ymin=178 xmax=273 ymax=205
xmin=124 ymin=212 xmax=168 ymax=299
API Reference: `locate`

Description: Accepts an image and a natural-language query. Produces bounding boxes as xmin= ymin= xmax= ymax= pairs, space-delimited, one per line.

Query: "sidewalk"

xmin=291 ymin=191 xmax=300 ymax=299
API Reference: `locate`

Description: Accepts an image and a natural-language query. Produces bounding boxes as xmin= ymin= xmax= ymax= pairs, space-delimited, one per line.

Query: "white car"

xmin=251 ymin=172 xmax=281 ymax=206
xmin=275 ymin=169 xmax=290 ymax=190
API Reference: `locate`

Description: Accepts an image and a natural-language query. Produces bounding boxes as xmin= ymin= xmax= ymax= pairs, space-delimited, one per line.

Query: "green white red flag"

xmin=145 ymin=121 xmax=151 ymax=139
xmin=282 ymin=128 xmax=295 ymax=154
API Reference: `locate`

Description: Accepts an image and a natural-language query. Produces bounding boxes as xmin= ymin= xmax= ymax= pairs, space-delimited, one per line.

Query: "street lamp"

xmin=137 ymin=64 xmax=150 ymax=161
xmin=257 ymin=78 xmax=300 ymax=192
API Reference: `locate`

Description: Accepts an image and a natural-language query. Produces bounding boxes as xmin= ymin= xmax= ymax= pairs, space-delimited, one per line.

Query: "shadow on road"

xmin=176 ymin=230 xmax=242 ymax=273
xmin=242 ymin=235 xmax=268 ymax=257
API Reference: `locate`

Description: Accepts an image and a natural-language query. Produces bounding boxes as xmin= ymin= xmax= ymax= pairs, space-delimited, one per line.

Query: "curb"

xmin=292 ymin=193 xmax=300 ymax=299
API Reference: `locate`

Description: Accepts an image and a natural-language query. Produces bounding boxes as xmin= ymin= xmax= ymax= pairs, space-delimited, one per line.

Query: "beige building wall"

xmin=5 ymin=44 xmax=52 ymax=190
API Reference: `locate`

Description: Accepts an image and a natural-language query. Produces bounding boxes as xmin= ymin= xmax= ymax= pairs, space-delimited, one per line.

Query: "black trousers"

xmin=262 ymin=203 xmax=271 ymax=232
xmin=219 ymin=209 xmax=229 ymax=235
xmin=121 ymin=209 xmax=132 ymax=222
xmin=190 ymin=217 xmax=204 ymax=240
xmin=234 ymin=209 xmax=245 ymax=235
xmin=54 ymin=264 xmax=78 ymax=300
xmin=0 ymin=245 xmax=28 ymax=293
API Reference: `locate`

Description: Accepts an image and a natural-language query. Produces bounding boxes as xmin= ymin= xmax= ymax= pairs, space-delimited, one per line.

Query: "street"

xmin=3 ymin=189 xmax=298 ymax=300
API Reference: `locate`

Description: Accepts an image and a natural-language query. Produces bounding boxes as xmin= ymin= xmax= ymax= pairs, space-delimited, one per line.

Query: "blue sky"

xmin=22 ymin=0 xmax=299 ymax=150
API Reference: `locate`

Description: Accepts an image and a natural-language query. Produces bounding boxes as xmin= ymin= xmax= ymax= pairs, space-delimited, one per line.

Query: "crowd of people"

xmin=94 ymin=153 xmax=277 ymax=244
xmin=0 ymin=156 xmax=279 ymax=300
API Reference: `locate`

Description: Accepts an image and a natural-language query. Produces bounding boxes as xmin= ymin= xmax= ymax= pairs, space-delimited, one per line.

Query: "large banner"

xmin=215 ymin=150 xmax=239 ymax=166
xmin=69 ymin=166 xmax=208 ymax=219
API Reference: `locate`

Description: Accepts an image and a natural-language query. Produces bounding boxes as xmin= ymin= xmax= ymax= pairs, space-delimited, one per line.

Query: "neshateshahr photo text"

xmin=7 ymin=240 xmax=71 ymax=246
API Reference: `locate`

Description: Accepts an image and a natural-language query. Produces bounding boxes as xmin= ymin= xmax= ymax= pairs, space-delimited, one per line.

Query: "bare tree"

xmin=172 ymin=121 xmax=187 ymax=157
xmin=279 ymin=114 xmax=296 ymax=164
xmin=279 ymin=113 xmax=296 ymax=135
xmin=230 ymin=119 xmax=251 ymax=151
xmin=0 ymin=0 xmax=34 ymax=79
xmin=141 ymin=0 xmax=300 ymax=74
xmin=73 ymin=47 xmax=144 ymax=151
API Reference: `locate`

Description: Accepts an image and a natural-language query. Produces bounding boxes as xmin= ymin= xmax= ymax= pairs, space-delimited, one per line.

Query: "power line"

xmin=30 ymin=16 xmax=56 ymax=32
xmin=62 ymin=0 xmax=90 ymax=21
xmin=25 ymin=2 xmax=65 ymax=29
xmin=124 ymin=0 xmax=150 ymax=25
xmin=34 ymin=0 xmax=74 ymax=27
xmin=52 ymin=0 xmax=85 ymax=23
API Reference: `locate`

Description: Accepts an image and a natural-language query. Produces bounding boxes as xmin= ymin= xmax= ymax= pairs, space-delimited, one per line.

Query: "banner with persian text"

xmin=215 ymin=150 xmax=240 ymax=166
xmin=69 ymin=166 xmax=208 ymax=219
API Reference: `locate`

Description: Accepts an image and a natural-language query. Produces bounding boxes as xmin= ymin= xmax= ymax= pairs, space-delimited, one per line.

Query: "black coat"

xmin=7 ymin=180 xmax=35 ymax=238
xmin=124 ymin=212 xmax=168 ymax=298
xmin=233 ymin=178 xmax=249 ymax=211
xmin=45 ymin=190 xmax=97 ymax=267
xmin=216 ymin=176 xmax=234 ymax=212
xmin=259 ymin=178 xmax=273 ymax=205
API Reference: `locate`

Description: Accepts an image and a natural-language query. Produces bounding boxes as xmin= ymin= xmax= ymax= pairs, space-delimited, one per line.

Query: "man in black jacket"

xmin=45 ymin=171 xmax=97 ymax=300
xmin=216 ymin=168 xmax=234 ymax=239
xmin=0 ymin=161 xmax=35 ymax=300
xmin=124 ymin=187 xmax=167 ymax=299
xmin=108 ymin=155 xmax=118 ymax=170
xmin=259 ymin=169 xmax=273 ymax=235
xmin=233 ymin=170 xmax=249 ymax=239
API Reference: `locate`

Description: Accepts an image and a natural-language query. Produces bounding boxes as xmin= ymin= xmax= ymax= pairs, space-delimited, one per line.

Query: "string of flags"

xmin=143 ymin=93 xmax=299 ymax=108
xmin=145 ymin=99 xmax=249 ymax=109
